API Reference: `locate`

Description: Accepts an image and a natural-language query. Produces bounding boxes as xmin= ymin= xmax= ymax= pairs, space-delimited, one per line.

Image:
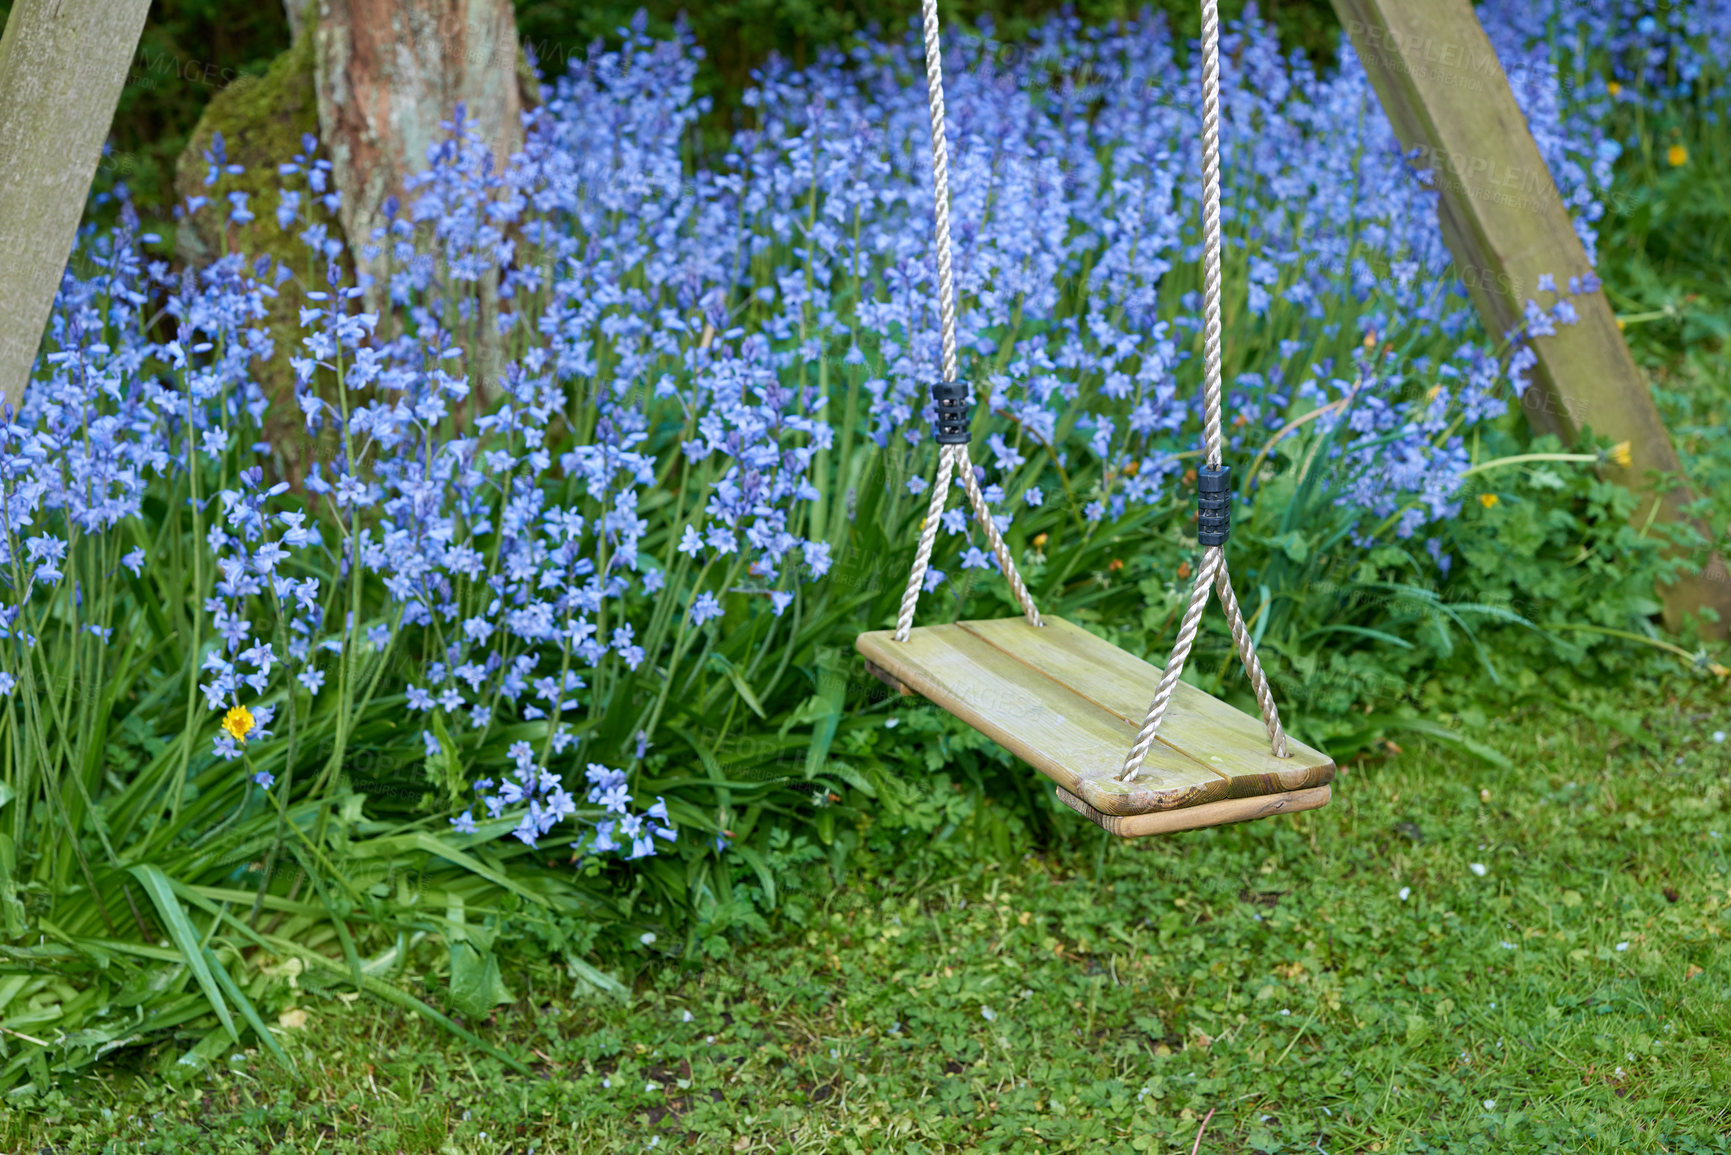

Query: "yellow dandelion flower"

xmin=1607 ymin=80 xmax=1621 ymax=96
xmin=1479 ymin=493 xmax=1499 ymax=509
xmin=1668 ymin=144 xmax=1688 ymax=167
xmin=1608 ymin=441 xmax=1632 ymax=467
xmin=1032 ymin=532 xmax=1049 ymax=549
xmin=222 ymin=705 xmax=255 ymax=744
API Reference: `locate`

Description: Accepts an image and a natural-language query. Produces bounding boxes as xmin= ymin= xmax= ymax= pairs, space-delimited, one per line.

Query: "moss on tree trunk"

xmin=174 ymin=26 xmax=335 ymax=484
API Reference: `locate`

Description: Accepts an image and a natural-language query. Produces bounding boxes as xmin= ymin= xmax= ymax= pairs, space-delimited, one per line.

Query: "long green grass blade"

xmin=355 ymin=832 xmax=551 ymax=908
xmin=201 ymin=947 xmax=297 ymax=1077
xmin=128 ymin=864 xmax=240 ymax=1045
xmin=161 ymin=873 xmax=532 ymax=1076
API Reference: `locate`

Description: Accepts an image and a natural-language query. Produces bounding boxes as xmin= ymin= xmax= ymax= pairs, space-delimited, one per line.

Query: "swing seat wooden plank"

xmin=1054 ymin=784 xmax=1333 ymax=837
xmin=856 ymin=616 xmax=1334 ymax=824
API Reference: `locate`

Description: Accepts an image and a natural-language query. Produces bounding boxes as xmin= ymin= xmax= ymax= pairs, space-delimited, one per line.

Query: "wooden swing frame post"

xmin=1330 ymin=0 xmax=1731 ymax=639
xmin=0 ymin=0 xmax=153 ymax=413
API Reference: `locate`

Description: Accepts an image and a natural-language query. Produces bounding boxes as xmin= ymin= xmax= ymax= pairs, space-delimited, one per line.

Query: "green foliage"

xmin=9 ymin=0 xmax=1337 ymax=219
xmin=1228 ymin=424 xmax=1691 ymax=755
xmin=1592 ymin=57 xmax=1731 ymax=553
xmin=8 ymin=690 xmax=1729 ymax=1150
xmin=4 ymin=0 xmax=1729 ymax=1100
xmin=516 ymin=0 xmax=1339 ymax=140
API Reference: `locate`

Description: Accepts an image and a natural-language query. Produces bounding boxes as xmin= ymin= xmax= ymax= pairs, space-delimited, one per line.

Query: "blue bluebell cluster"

xmin=0 ymin=3 xmax=1709 ymax=866
xmin=1489 ymin=0 xmax=1731 ymax=106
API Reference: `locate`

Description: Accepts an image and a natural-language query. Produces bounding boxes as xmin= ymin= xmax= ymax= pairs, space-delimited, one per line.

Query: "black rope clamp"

xmin=931 ymin=380 xmax=970 ymax=445
xmin=1197 ymin=464 xmax=1232 ymax=547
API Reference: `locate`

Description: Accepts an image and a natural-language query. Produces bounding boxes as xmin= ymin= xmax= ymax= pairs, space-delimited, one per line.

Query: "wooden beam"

xmin=0 ymin=0 xmax=153 ymax=412
xmin=1330 ymin=0 xmax=1731 ymax=638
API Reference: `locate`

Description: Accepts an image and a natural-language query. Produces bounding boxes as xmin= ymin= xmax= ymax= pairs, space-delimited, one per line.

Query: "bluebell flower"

xmin=5 ymin=5 xmax=1625 ymax=892
xmin=690 ymin=591 xmax=723 ymax=625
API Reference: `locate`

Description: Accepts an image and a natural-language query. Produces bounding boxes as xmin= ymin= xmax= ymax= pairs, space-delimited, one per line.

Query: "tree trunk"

xmin=0 ymin=0 xmax=152 ymax=413
xmin=313 ymin=0 xmax=526 ymax=401
xmin=312 ymin=0 xmax=524 ymax=285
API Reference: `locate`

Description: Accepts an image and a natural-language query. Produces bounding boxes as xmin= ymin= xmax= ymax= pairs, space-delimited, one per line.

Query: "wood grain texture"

xmin=1329 ymin=0 xmax=1730 ymax=637
xmin=0 ymin=0 xmax=153 ymax=409
xmin=856 ymin=617 xmax=1335 ymax=821
xmin=1055 ymin=784 xmax=1332 ymax=837
xmin=960 ymin=617 xmax=1333 ymax=797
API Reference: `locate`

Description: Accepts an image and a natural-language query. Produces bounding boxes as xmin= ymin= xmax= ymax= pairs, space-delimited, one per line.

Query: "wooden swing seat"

xmin=856 ymin=616 xmax=1334 ymax=837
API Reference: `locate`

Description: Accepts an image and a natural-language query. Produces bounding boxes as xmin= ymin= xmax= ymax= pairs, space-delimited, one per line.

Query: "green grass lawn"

xmin=11 ymin=682 xmax=1728 ymax=1153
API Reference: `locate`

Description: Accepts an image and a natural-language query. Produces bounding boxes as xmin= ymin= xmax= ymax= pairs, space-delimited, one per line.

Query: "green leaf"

xmin=566 ymin=955 xmax=630 ymax=1003
xmin=128 ymin=864 xmax=240 ymax=1046
xmin=448 ymin=941 xmax=515 ymax=1019
xmin=167 ymin=881 xmax=530 ymax=1076
xmin=201 ymin=947 xmax=297 ymax=1077
xmin=1528 ymin=468 xmax=1566 ymax=490
xmin=1275 ymin=531 xmax=1310 ymax=563
xmin=709 ymin=652 xmax=768 ymax=719
xmin=351 ymin=831 xmax=549 ymax=908
xmin=178 ymin=1024 xmax=233 ymax=1070
xmin=1341 ymin=716 xmax=1514 ymax=769
xmin=803 ymin=662 xmax=847 ymax=780
xmin=1301 ymin=624 xmax=1416 ymax=649
xmin=0 ymin=835 xmax=27 ymax=938
xmin=728 ymin=843 xmax=777 ymax=909
xmin=429 ymin=711 xmax=463 ymax=804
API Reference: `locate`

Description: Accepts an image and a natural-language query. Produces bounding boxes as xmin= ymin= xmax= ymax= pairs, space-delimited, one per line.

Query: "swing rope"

xmin=894 ymin=0 xmax=1042 ymax=643
xmin=893 ymin=0 xmax=1290 ymax=777
xmin=1116 ymin=0 xmax=1290 ymax=777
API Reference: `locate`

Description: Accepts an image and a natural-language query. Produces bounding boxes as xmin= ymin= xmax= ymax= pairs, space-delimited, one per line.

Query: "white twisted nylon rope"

xmin=1119 ymin=0 xmax=1289 ymax=779
xmin=892 ymin=0 xmax=1288 ymax=777
xmin=895 ymin=0 xmax=1042 ymax=642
